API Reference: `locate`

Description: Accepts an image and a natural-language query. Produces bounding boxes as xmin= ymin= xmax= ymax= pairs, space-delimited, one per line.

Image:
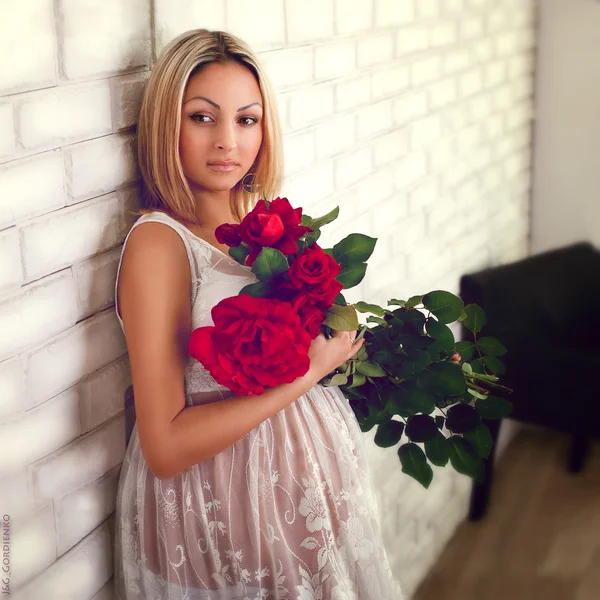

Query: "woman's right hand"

xmin=306 ymin=329 xmax=366 ymax=382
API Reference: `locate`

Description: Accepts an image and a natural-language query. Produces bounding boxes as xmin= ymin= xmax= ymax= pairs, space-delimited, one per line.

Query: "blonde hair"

xmin=131 ymin=29 xmax=283 ymax=226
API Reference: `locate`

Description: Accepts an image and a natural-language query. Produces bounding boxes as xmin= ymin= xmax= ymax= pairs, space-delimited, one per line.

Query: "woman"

xmin=114 ymin=28 xmax=404 ymax=600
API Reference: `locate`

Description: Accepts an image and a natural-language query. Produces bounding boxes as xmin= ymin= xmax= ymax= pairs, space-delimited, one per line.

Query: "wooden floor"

xmin=413 ymin=426 xmax=600 ymax=600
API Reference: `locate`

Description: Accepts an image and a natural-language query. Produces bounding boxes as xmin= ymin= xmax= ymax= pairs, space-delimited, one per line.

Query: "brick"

xmin=459 ymin=68 xmax=483 ymax=98
xmin=286 ymin=0 xmax=334 ymax=43
xmin=408 ymin=178 xmax=439 ymax=212
xmin=431 ymin=22 xmax=457 ymax=48
xmin=18 ymin=519 xmax=113 ymax=600
xmin=55 ymin=465 xmax=120 ymax=555
xmin=428 ymin=136 xmax=456 ymax=171
xmin=15 ymin=83 xmax=112 ymax=152
xmin=410 ymin=115 xmax=442 ymax=151
xmin=508 ymin=53 xmax=535 ymax=79
xmin=80 ymin=357 xmax=131 ymax=434
xmin=371 ymin=194 xmax=408 ymax=232
xmin=0 ymin=272 xmax=78 ymax=364
xmin=0 ymin=387 xmax=80 ymax=476
xmin=357 ymin=100 xmax=394 ymax=139
xmin=334 ymin=0 xmax=373 ymax=34
xmin=91 ymin=579 xmax=115 ymax=600
xmin=417 ymin=0 xmax=440 ymax=18
xmin=411 ymin=56 xmax=440 ymax=86
xmin=288 ymin=83 xmax=334 ymax=129
xmin=73 ymin=246 xmax=123 ymax=321
xmin=428 ymin=78 xmax=457 ymax=109
xmin=21 ymin=195 xmax=124 ymax=282
xmin=259 ymin=47 xmax=314 ymax=91
xmin=0 ymin=226 xmax=23 ymax=293
xmin=58 ymin=0 xmax=151 ymax=80
xmin=355 ymin=169 xmax=395 ymax=209
xmin=110 ymin=72 xmax=149 ymax=131
xmin=426 ymin=198 xmax=458 ymax=233
xmin=394 ymin=152 xmax=427 ymax=189
xmin=393 ymin=90 xmax=428 ymax=127
xmin=487 ymin=8 xmax=508 ymax=32
xmin=442 ymin=0 xmax=465 ymax=12
xmin=283 ymin=130 xmax=315 ymax=177
xmin=30 ymin=414 xmax=126 ymax=501
xmin=10 ymin=503 xmax=57 ymax=589
xmin=472 ymin=38 xmax=494 ymax=64
xmin=0 ymin=0 xmax=56 ymax=94
xmin=315 ymin=40 xmax=357 ymax=80
xmin=456 ymin=124 xmax=481 ymax=154
xmin=357 ymin=34 xmax=394 ymax=68
xmin=314 ymin=113 xmax=356 ymax=160
xmin=64 ymin=133 xmax=137 ymax=203
xmin=0 ymin=471 xmax=38 ymax=522
xmin=24 ymin=309 xmax=127 ymax=408
xmin=459 ymin=16 xmax=484 ymax=41
xmin=0 ymin=151 xmax=66 ymax=229
xmin=0 ymin=357 xmax=25 ymax=421
xmin=373 ymin=130 xmax=409 ymax=167
xmin=395 ymin=26 xmax=429 ymax=56
xmin=391 ymin=212 xmax=426 ymax=253
xmin=227 ymin=0 xmax=285 ymax=52
xmin=285 ymin=160 xmax=335 ymax=204
xmin=334 ymin=74 xmax=371 ymax=112
xmin=372 ymin=66 xmax=409 ymax=99
xmin=375 ymin=0 xmax=415 ymax=26
xmin=0 ymin=103 xmax=15 ymax=159
xmin=443 ymin=49 xmax=471 ymax=74
xmin=484 ymin=60 xmax=506 ymax=89
xmin=468 ymin=93 xmax=494 ymax=121
xmin=334 ymin=147 xmax=372 ymax=190
xmin=154 ymin=0 xmax=225 ymax=56
xmin=496 ymin=31 xmax=521 ymax=58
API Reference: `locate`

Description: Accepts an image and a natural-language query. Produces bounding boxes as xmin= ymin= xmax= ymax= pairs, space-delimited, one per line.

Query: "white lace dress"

xmin=113 ymin=211 xmax=404 ymax=600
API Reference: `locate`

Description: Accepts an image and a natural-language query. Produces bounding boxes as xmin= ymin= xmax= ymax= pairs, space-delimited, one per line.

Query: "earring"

xmin=242 ymin=169 xmax=258 ymax=193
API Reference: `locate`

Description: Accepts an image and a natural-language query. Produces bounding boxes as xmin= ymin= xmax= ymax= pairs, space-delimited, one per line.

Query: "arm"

xmin=117 ymin=223 xmax=322 ymax=480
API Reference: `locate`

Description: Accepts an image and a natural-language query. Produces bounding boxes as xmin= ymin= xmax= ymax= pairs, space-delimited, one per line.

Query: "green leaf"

xmin=483 ymin=356 xmax=505 ymax=374
xmin=374 ymin=419 xmax=405 ymax=448
xmin=329 ymin=373 xmax=348 ymax=386
xmin=336 ymin=262 xmax=367 ymax=289
xmin=300 ymin=214 xmax=313 ymax=227
xmin=334 ymin=291 xmax=347 ymax=305
xmin=475 ymin=396 xmax=513 ymax=419
xmin=323 ymin=304 xmax=359 ymax=330
xmin=424 ymin=432 xmax=450 ymax=466
xmin=229 ymin=244 xmax=250 ymax=264
xmin=332 ymin=233 xmax=377 ymax=265
xmin=307 ymin=206 xmax=340 ymax=230
xmin=387 ymin=383 xmax=436 ymax=417
xmin=463 ymin=304 xmax=487 ymax=334
xmin=304 ymin=229 xmax=321 ymax=247
xmin=464 ymin=423 xmax=493 ymax=459
xmin=455 ymin=340 xmax=476 ymax=361
xmin=367 ymin=315 xmax=387 ymax=326
xmin=388 ymin=298 xmax=406 ymax=306
xmin=422 ymin=290 xmax=464 ymax=324
xmin=448 ymin=436 xmax=485 ymax=483
xmin=477 ymin=337 xmax=507 ymax=356
xmin=398 ymin=443 xmax=433 ymax=488
xmin=352 ymin=301 xmax=385 ymax=317
xmin=425 ymin=318 xmax=456 ymax=354
xmin=418 ymin=362 xmax=466 ymax=396
xmin=446 ymin=403 xmax=481 ymax=433
xmin=406 ymin=414 xmax=439 ymax=442
xmin=405 ymin=295 xmax=423 ymax=309
xmin=355 ymin=360 xmax=387 ymax=377
xmin=251 ymin=247 xmax=290 ymax=280
xmin=347 ymin=373 xmax=366 ymax=389
xmin=239 ymin=280 xmax=273 ymax=298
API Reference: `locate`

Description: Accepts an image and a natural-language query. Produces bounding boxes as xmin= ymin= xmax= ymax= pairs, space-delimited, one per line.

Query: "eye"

xmin=239 ymin=116 xmax=259 ymax=126
xmin=190 ymin=114 xmax=212 ymax=123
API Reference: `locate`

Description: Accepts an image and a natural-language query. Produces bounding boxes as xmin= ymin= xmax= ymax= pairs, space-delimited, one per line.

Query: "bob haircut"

xmin=131 ymin=28 xmax=283 ymax=227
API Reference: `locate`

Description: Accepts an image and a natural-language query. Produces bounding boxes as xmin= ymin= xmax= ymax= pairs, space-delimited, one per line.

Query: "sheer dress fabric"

xmin=113 ymin=211 xmax=404 ymax=600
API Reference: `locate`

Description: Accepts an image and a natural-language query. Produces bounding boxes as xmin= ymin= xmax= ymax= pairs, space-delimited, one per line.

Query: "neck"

xmin=191 ymin=188 xmax=237 ymax=231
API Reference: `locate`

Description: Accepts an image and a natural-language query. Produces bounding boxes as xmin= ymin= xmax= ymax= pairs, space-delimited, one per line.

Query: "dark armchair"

xmin=459 ymin=241 xmax=600 ymax=520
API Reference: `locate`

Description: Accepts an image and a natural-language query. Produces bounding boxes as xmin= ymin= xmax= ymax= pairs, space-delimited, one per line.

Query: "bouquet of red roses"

xmin=188 ymin=197 xmax=513 ymax=488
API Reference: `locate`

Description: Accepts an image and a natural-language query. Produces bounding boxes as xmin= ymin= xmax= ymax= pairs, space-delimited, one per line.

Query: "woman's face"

xmin=179 ymin=61 xmax=264 ymax=194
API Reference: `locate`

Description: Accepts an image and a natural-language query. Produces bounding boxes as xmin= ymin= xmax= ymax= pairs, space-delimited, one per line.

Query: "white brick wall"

xmin=0 ymin=0 xmax=536 ymax=597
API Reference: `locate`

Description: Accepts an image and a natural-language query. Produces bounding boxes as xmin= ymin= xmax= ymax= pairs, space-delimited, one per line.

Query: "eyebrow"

xmin=183 ymin=96 xmax=262 ymax=112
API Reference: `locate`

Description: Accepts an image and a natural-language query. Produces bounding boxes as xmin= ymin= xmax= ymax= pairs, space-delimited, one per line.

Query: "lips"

xmin=207 ymin=162 xmax=239 ymax=172
xmin=207 ymin=160 xmax=239 ymax=166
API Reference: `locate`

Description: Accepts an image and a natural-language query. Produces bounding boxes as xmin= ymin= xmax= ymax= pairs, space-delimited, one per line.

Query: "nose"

xmin=214 ymin=119 xmax=237 ymax=152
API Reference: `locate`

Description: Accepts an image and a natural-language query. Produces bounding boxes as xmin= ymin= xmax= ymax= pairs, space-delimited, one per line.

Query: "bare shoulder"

xmin=117 ymin=220 xmax=192 ymax=477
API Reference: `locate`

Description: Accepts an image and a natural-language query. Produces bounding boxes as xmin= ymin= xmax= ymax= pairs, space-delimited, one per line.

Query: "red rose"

xmin=304 ymin=279 xmax=344 ymax=308
xmin=291 ymin=294 xmax=326 ymax=339
xmin=238 ymin=197 xmax=312 ymax=266
xmin=188 ymin=294 xmax=312 ymax=396
xmin=215 ymin=223 xmax=242 ymax=247
xmin=286 ymin=243 xmax=342 ymax=288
